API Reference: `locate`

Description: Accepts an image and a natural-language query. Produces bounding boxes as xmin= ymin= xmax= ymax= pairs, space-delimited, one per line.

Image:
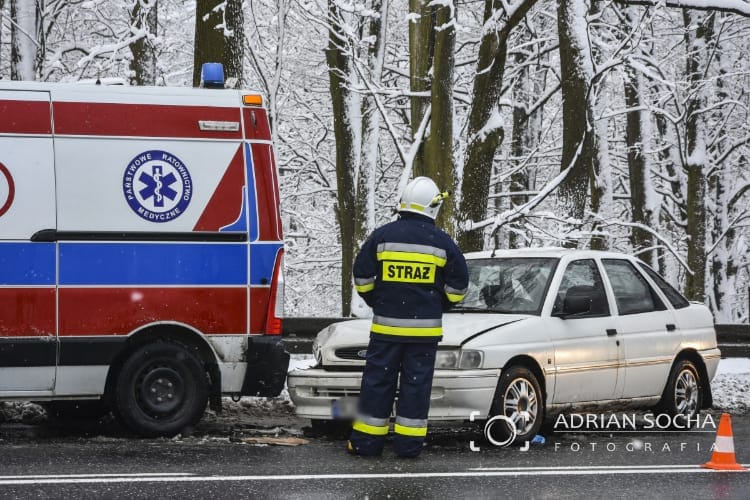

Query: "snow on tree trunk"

xmin=223 ymin=0 xmax=243 ymax=85
xmin=409 ymin=0 xmax=435 ymax=179
xmin=625 ymin=65 xmax=657 ymax=264
xmin=192 ymin=0 xmax=243 ymax=87
xmin=10 ymin=0 xmax=41 ymax=81
xmin=683 ymin=10 xmax=715 ymax=303
xmin=356 ymin=0 xmax=388 ymax=244
xmin=458 ymin=0 xmax=537 ymax=251
xmin=423 ymin=0 xmax=457 ymax=234
xmin=268 ymin=0 xmax=289 ymax=147
xmin=556 ymin=0 xmax=612 ymax=249
xmin=0 ymin=0 xmax=5 ymax=72
xmin=326 ymin=0 xmax=361 ymax=317
xmin=351 ymin=0 xmax=388 ymax=317
xmin=129 ymin=0 xmax=158 ymax=86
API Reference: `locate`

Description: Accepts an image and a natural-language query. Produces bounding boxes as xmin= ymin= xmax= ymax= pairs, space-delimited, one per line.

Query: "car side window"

xmin=638 ymin=263 xmax=690 ymax=309
xmin=602 ymin=259 xmax=666 ymax=315
xmin=552 ymin=259 xmax=610 ymax=317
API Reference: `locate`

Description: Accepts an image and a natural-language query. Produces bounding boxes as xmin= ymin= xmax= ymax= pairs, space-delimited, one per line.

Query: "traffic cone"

xmin=702 ymin=413 xmax=746 ymax=471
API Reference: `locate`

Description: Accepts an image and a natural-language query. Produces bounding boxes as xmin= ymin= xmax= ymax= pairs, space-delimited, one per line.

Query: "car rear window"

xmin=638 ymin=263 xmax=690 ymax=309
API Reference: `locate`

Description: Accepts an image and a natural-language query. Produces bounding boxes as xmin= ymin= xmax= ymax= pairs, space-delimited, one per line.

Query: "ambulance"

xmin=0 ymin=67 xmax=288 ymax=437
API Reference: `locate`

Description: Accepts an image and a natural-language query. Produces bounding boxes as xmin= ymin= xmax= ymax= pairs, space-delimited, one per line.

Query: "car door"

xmin=549 ymin=259 xmax=622 ymax=404
xmin=0 ymin=90 xmax=57 ymax=393
xmin=600 ymin=258 xmax=679 ymax=399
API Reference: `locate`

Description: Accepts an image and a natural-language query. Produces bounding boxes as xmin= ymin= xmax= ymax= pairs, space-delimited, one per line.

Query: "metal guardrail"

xmin=281 ymin=319 xmax=750 ymax=357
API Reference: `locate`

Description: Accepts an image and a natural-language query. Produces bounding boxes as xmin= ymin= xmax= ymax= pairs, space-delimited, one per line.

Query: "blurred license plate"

xmin=331 ymin=398 xmax=357 ymax=419
xmin=332 ymin=398 xmax=398 ymax=419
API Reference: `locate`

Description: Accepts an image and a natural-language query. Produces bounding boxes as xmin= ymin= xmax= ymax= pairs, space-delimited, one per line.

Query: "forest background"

xmin=1 ymin=0 xmax=749 ymax=322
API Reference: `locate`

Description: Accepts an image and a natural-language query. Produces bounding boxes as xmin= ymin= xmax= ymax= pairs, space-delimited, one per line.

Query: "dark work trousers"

xmin=349 ymin=338 xmax=437 ymax=457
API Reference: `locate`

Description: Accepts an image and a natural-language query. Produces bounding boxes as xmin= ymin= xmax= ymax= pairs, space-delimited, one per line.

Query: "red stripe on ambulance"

xmin=58 ymin=287 xmax=248 ymax=336
xmin=0 ymin=289 xmax=55 ymax=336
xmin=193 ymin=145 xmax=246 ymax=231
xmin=53 ymin=102 xmax=243 ymax=139
xmin=0 ymin=100 xmax=51 ymax=134
xmin=251 ymin=143 xmax=283 ymax=241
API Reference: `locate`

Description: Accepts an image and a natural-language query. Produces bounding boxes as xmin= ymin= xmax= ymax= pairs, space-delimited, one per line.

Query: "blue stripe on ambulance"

xmin=58 ymin=242 xmax=248 ymax=285
xmin=0 ymin=242 xmax=56 ymax=285
xmin=219 ymin=186 xmax=248 ymax=233
xmin=244 ymin=143 xmax=259 ymax=242
xmin=249 ymin=243 xmax=283 ymax=285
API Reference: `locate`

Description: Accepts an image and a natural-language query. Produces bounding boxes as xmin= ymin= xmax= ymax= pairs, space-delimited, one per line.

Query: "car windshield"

xmin=453 ymin=257 xmax=559 ymax=315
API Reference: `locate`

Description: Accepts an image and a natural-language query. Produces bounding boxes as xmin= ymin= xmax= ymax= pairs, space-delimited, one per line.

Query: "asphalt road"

xmin=1 ymin=409 xmax=749 ymax=499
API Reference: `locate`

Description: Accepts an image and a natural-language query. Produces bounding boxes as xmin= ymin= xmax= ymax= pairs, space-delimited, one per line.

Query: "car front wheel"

xmin=658 ymin=359 xmax=703 ymax=426
xmin=488 ymin=366 xmax=544 ymax=446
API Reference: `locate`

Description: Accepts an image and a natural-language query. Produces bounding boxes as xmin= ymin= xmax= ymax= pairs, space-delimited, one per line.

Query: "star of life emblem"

xmin=123 ymin=150 xmax=192 ymax=222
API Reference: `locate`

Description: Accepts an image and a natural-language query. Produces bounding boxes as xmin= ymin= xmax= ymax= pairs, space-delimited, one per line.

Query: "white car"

xmin=287 ymin=249 xmax=720 ymax=444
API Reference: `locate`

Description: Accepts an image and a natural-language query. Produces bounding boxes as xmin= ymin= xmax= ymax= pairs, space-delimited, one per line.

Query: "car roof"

xmin=464 ymin=247 xmax=642 ymax=262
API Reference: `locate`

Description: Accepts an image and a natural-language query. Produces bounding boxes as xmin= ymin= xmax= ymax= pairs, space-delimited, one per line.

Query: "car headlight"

xmin=434 ymin=349 xmax=483 ymax=369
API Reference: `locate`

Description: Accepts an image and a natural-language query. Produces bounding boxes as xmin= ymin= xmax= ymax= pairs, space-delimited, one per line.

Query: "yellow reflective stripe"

xmin=353 ymin=421 xmax=389 ymax=436
xmin=371 ymin=324 xmax=443 ymax=337
xmin=376 ymin=251 xmax=447 ymax=267
xmin=356 ymin=282 xmax=375 ymax=293
xmin=446 ymin=292 xmax=466 ymax=303
xmin=400 ymin=202 xmax=425 ymax=212
xmin=394 ymin=423 xmax=427 ymax=437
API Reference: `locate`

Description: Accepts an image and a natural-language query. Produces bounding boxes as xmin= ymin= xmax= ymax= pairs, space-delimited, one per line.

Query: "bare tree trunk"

xmin=508 ymin=47 xmax=532 ymax=249
xmin=623 ymin=8 xmax=656 ymax=264
xmin=423 ymin=0 xmax=456 ymax=233
xmin=409 ymin=0 xmax=435 ymax=178
xmin=709 ymin=46 xmax=736 ymax=321
xmin=129 ymin=0 xmax=158 ymax=86
xmin=193 ymin=0 xmax=224 ymax=87
xmin=10 ymin=0 xmax=43 ymax=80
xmin=557 ymin=0 xmax=611 ymax=249
xmin=326 ymin=0 xmax=359 ymax=316
xmin=683 ymin=9 xmax=715 ymax=302
xmin=193 ymin=0 xmax=243 ymax=87
xmin=624 ymin=65 xmax=655 ymax=263
xmin=457 ymin=0 xmax=536 ymax=251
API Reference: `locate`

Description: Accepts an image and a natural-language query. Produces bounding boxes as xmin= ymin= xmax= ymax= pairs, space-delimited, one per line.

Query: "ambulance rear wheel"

xmin=115 ymin=342 xmax=209 ymax=437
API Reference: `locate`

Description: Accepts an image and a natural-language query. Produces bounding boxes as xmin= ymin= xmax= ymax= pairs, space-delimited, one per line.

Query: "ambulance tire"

xmin=115 ymin=342 xmax=209 ymax=437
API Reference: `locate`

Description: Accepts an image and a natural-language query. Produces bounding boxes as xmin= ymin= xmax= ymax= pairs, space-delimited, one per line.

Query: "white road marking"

xmin=0 ymin=465 xmax=748 ymax=485
xmin=0 ymin=473 xmax=192 ymax=480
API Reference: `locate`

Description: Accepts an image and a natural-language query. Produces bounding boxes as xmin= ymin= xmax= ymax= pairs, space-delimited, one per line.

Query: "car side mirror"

xmin=553 ymin=285 xmax=597 ymax=319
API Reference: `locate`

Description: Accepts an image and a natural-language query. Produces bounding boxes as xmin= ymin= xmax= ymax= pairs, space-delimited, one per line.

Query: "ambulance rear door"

xmin=0 ymin=89 xmax=57 ymax=393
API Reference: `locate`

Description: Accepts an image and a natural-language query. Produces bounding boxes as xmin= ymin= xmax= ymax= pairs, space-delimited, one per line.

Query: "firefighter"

xmin=348 ymin=176 xmax=469 ymax=458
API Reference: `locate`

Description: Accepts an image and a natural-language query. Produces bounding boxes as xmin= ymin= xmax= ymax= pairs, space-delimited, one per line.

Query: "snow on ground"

xmin=711 ymin=357 xmax=750 ymax=414
xmin=1 ymin=356 xmax=749 ymax=424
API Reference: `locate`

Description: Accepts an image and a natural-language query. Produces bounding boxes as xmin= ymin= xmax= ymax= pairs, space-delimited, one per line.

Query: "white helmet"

xmin=398 ymin=176 xmax=448 ymax=220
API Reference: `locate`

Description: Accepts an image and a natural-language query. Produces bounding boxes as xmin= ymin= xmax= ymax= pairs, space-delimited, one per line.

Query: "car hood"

xmin=319 ymin=313 xmax=530 ymax=349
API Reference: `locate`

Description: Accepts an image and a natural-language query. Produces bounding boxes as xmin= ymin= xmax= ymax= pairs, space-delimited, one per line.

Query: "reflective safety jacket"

xmin=353 ymin=212 xmax=469 ymax=342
